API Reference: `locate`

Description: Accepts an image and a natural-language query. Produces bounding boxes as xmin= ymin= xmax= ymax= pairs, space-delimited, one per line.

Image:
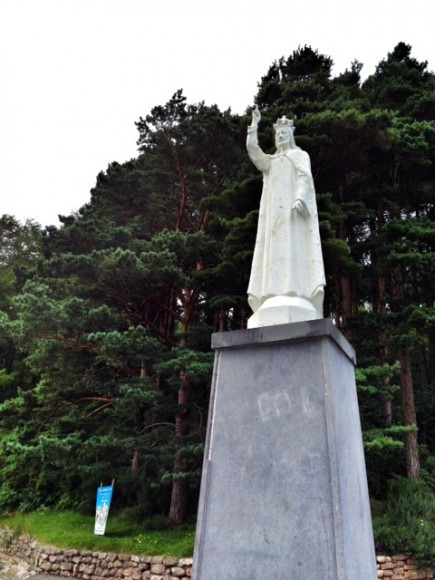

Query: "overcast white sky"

xmin=1 ymin=0 xmax=434 ymax=227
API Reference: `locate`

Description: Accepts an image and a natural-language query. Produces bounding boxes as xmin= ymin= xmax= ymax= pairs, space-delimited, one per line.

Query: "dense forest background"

xmin=0 ymin=43 xmax=434 ymax=560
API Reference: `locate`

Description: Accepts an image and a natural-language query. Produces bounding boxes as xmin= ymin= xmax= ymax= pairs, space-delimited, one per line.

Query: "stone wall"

xmin=377 ymin=555 xmax=433 ymax=580
xmin=0 ymin=531 xmax=192 ymax=579
xmin=0 ymin=530 xmax=433 ymax=579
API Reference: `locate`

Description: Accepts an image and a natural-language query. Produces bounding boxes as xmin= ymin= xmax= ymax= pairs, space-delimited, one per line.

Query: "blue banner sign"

xmin=94 ymin=484 xmax=113 ymax=535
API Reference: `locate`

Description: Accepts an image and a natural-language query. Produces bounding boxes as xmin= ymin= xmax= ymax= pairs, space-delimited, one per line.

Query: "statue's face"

xmin=275 ymin=127 xmax=292 ymax=149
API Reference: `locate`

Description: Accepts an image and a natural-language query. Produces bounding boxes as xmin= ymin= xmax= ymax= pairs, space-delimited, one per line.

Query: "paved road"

xmin=0 ymin=551 xmax=44 ymax=580
xmin=0 ymin=551 xmax=60 ymax=580
xmin=26 ymin=577 xmax=56 ymax=580
xmin=0 ymin=554 xmax=26 ymax=579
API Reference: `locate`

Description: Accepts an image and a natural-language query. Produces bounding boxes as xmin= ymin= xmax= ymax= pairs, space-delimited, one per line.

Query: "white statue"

xmin=246 ymin=106 xmax=325 ymax=328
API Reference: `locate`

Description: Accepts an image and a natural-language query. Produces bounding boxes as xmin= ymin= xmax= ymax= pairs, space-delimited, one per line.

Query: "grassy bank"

xmin=0 ymin=510 xmax=195 ymax=558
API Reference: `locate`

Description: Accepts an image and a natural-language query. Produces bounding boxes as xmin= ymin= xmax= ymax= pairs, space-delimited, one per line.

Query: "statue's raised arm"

xmin=246 ymin=108 xmax=326 ymax=328
xmin=246 ymin=106 xmax=270 ymax=173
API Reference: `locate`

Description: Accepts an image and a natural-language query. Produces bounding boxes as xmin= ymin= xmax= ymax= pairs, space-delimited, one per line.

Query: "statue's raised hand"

xmin=251 ymin=105 xmax=261 ymax=127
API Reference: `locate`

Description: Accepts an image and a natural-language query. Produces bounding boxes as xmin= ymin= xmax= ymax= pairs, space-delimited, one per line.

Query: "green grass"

xmin=0 ymin=509 xmax=195 ymax=557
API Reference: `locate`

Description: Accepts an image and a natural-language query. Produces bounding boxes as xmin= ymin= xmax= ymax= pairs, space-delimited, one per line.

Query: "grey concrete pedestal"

xmin=192 ymin=319 xmax=377 ymax=580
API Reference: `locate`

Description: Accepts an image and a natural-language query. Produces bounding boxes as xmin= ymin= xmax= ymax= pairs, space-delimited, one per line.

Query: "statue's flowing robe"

xmin=247 ymin=127 xmax=325 ymax=314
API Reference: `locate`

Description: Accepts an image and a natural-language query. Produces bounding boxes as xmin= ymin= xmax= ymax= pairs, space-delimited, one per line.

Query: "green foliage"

xmin=0 ymin=216 xmax=42 ymax=400
xmin=374 ymin=477 xmax=435 ymax=567
xmin=0 ymin=368 xmax=18 ymax=395
xmin=255 ymin=46 xmax=334 ymax=115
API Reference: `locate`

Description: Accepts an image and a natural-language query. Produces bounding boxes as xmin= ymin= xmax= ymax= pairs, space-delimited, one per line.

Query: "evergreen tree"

xmin=0 ymin=215 xmax=41 ymax=401
xmin=0 ymin=93 xmax=243 ymax=524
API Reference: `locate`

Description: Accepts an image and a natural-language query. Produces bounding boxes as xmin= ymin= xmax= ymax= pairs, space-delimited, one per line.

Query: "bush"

xmin=374 ymin=476 xmax=435 ymax=567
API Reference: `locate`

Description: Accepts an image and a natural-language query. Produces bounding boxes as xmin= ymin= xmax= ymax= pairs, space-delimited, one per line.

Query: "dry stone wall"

xmin=0 ymin=531 xmax=192 ymax=579
xmin=0 ymin=530 xmax=433 ymax=579
xmin=376 ymin=555 xmax=433 ymax=580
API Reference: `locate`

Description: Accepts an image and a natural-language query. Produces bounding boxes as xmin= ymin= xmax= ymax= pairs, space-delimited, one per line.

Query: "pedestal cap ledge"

xmin=211 ymin=318 xmax=356 ymax=364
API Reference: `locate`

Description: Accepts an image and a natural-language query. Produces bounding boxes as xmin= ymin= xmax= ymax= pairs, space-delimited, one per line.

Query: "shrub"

xmin=374 ymin=476 xmax=435 ymax=567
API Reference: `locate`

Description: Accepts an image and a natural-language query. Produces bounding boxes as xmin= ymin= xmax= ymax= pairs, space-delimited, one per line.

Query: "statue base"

xmin=192 ymin=320 xmax=377 ymax=580
xmin=247 ymin=295 xmax=322 ymax=328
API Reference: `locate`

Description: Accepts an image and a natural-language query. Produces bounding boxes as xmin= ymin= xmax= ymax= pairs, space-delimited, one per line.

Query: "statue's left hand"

xmin=292 ymin=200 xmax=304 ymax=214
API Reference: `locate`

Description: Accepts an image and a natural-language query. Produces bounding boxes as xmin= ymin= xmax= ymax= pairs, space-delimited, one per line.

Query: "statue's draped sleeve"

xmin=291 ymin=151 xmax=315 ymax=218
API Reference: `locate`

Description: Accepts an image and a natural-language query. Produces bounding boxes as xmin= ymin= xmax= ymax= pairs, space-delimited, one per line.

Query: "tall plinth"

xmin=192 ymin=319 xmax=377 ymax=580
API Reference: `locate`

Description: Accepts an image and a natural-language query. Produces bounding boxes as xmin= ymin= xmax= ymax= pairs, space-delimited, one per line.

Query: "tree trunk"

xmin=169 ymin=450 xmax=189 ymax=526
xmin=380 ymin=340 xmax=392 ymax=427
xmin=335 ymin=181 xmax=356 ymax=324
xmin=169 ymin=371 xmax=190 ymax=526
xmin=399 ymin=348 xmax=421 ymax=479
xmin=383 ymin=359 xmax=393 ymax=428
xmin=340 ymin=274 xmax=353 ymax=323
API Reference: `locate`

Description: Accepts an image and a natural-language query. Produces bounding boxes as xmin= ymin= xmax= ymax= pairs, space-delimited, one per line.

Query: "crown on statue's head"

xmin=273 ymin=116 xmax=295 ymax=132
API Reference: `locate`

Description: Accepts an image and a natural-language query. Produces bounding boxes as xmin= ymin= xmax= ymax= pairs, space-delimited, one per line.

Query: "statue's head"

xmin=273 ymin=116 xmax=296 ymax=150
